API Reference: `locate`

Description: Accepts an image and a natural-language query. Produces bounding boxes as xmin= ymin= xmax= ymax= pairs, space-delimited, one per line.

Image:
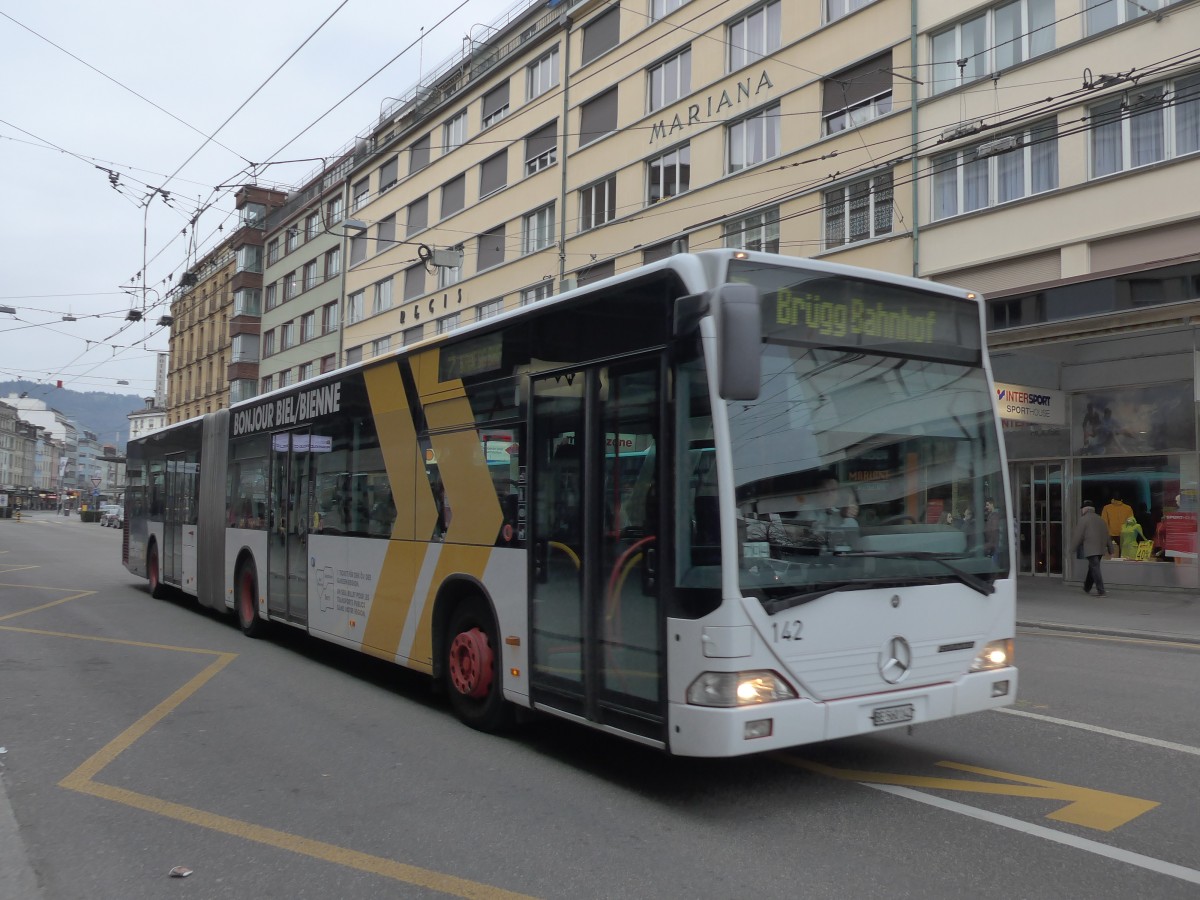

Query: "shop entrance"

xmin=1013 ymin=462 xmax=1064 ymax=575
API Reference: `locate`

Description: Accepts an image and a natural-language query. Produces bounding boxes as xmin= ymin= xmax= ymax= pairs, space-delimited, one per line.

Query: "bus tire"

xmin=236 ymin=558 xmax=267 ymax=638
xmin=147 ymin=541 xmax=167 ymax=599
xmin=445 ymin=597 xmax=512 ymax=733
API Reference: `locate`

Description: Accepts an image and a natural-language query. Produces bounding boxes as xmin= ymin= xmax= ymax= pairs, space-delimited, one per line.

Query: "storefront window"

xmin=1073 ymin=384 xmax=1194 ymax=457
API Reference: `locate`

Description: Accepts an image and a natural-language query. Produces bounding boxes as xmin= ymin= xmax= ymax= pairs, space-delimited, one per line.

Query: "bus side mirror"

xmin=714 ymin=283 xmax=762 ymax=401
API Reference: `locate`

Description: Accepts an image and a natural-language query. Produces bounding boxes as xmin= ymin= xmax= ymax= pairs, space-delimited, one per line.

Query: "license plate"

xmin=871 ymin=704 xmax=915 ymax=727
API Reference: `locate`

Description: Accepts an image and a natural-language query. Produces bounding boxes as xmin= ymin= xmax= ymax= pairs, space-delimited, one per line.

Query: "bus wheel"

xmin=445 ymin=598 xmax=512 ymax=732
xmin=236 ymin=560 xmax=266 ymax=638
xmin=147 ymin=542 xmax=166 ymax=599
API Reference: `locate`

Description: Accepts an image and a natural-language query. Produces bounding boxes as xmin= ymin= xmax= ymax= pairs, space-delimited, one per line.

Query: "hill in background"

xmin=0 ymin=381 xmax=146 ymax=449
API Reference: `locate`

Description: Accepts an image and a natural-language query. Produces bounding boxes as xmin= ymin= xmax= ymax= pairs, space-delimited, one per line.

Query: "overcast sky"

xmin=0 ymin=0 xmax=518 ymax=398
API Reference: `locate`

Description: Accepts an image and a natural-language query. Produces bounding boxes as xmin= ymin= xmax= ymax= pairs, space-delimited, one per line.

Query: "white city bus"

xmin=123 ymin=249 xmax=1016 ymax=757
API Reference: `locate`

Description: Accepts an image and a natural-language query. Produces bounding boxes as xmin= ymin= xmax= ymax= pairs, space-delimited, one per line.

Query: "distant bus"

xmin=123 ymin=249 xmax=1016 ymax=756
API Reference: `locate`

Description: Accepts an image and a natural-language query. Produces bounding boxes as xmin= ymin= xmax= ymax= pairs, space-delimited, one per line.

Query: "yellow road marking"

xmin=783 ymin=757 xmax=1158 ymax=831
xmin=0 ymin=590 xmax=94 ymax=622
xmin=7 ymin=581 xmax=534 ymax=897
xmin=0 ymin=564 xmax=38 ymax=573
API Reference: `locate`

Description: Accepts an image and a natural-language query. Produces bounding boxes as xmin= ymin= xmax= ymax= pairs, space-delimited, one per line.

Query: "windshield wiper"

xmin=839 ymin=551 xmax=995 ymax=596
xmin=759 ymin=582 xmax=869 ymax=615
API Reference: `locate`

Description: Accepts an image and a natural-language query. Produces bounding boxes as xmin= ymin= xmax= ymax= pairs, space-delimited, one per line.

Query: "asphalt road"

xmin=2 ymin=510 xmax=1198 ymax=899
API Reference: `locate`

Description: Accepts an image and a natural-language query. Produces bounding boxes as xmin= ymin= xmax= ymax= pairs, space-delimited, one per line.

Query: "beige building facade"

xmin=171 ymin=0 xmax=1199 ymax=587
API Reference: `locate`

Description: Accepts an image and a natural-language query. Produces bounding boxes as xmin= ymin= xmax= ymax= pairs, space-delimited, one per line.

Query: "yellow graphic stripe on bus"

xmin=412 ymin=347 xmax=468 ymax=420
xmin=361 ymin=541 xmax=428 ymax=661
xmin=430 ymin=418 xmax=505 ymax=546
xmin=363 ymin=364 xmax=437 ymax=541
xmin=407 ymin=543 xmax=495 ymax=670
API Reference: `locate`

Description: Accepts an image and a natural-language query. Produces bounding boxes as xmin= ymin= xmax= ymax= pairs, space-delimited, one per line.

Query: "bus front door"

xmin=529 ymin=361 xmax=665 ymax=743
xmin=268 ymin=430 xmax=311 ymax=625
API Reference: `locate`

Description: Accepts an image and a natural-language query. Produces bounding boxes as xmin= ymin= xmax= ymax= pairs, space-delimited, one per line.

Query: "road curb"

xmin=1017 ymin=619 xmax=1200 ymax=646
xmin=0 ymin=766 xmax=42 ymax=900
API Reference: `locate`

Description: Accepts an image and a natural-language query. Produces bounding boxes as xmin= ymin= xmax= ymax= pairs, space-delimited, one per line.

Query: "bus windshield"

xmin=718 ymin=261 xmax=1008 ymax=609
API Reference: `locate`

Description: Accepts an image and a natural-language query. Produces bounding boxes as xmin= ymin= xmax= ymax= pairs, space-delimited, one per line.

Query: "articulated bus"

xmin=123 ymin=249 xmax=1016 ymax=757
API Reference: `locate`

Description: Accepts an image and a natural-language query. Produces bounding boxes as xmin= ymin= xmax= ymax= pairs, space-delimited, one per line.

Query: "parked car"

xmin=99 ymin=504 xmax=123 ymax=527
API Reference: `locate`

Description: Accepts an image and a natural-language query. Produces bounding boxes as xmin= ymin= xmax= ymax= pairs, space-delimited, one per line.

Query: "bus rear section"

xmin=662 ymin=253 xmax=1016 ymax=756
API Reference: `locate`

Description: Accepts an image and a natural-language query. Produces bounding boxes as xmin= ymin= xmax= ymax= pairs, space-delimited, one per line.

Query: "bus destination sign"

xmin=232 ymin=381 xmax=343 ymax=437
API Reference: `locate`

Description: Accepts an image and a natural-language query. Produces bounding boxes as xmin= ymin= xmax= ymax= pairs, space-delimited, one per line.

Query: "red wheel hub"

xmin=449 ymin=627 xmax=494 ymax=699
xmin=240 ymin=573 xmax=254 ymax=620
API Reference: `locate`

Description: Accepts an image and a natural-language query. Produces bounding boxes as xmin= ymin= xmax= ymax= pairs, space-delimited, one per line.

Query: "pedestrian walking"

xmin=1071 ymin=500 xmax=1112 ymax=596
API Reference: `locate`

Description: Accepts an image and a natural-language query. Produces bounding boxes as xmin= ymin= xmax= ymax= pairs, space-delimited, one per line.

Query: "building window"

xmin=233 ymin=288 xmax=261 ymax=316
xmin=1085 ymin=0 xmax=1177 ymax=35
xmin=477 ymin=225 xmax=506 ymax=271
xmin=322 ymin=301 xmax=339 ymax=334
xmin=576 ymin=259 xmax=615 ymax=287
xmin=266 ymin=238 xmax=280 ymax=265
xmin=320 ymin=354 xmax=336 ymax=374
xmin=305 ymin=212 xmax=320 ymax=240
xmin=435 ymin=313 xmax=461 ymax=335
xmin=528 ymin=47 xmax=559 ymax=99
xmin=344 ymin=346 xmax=363 ymax=365
xmin=325 ymin=246 xmax=341 ymax=279
xmin=443 ymin=110 xmax=467 ymax=154
xmin=652 ymin=0 xmax=689 ymax=19
xmin=728 ymin=1 xmax=781 ymax=72
xmin=648 ymin=47 xmax=690 ymax=113
xmin=347 ymin=290 xmax=365 ymax=324
xmin=521 ymin=282 xmax=553 ymax=305
xmin=377 ymin=215 xmax=396 ymax=251
xmin=373 ymin=277 xmax=394 ymax=315
xmin=724 ymin=207 xmax=780 ymax=253
xmin=371 ymin=336 xmax=391 ymax=358
xmin=523 ymin=204 xmax=555 ymax=254
xmin=579 ymin=175 xmax=617 ymax=232
xmin=824 ymin=171 xmax=893 ymax=248
xmin=286 ymin=226 xmax=301 ymax=253
xmin=404 ymin=264 xmax=426 ymax=301
xmin=933 ymin=120 xmax=1058 ymax=220
xmin=482 ymin=80 xmax=510 ymax=128
xmin=823 ymin=52 xmax=892 ymax=134
xmin=352 ymin=177 xmax=370 ymax=211
xmin=525 ymin=120 xmax=558 ymax=174
xmin=280 ymin=321 xmax=297 ymax=351
xmin=298 ymin=362 xmax=314 ymax=382
xmin=403 ymin=326 xmax=423 ymax=346
xmin=301 ymin=311 xmax=317 ymax=342
xmin=410 ymin=133 xmax=431 ymax=173
xmin=579 ymin=88 xmax=617 ymax=147
xmin=480 ymin=149 xmax=508 ymax=197
xmin=647 ymin=143 xmax=690 ymax=204
xmin=349 ymin=232 xmax=367 ymax=266
xmin=260 ymin=375 xmax=274 ymax=393
xmin=727 ymin=104 xmax=781 ymax=173
xmin=326 ymin=196 xmax=344 ymax=226
xmin=378 ymin=157 xmax=398 ymax=193
xmin=265 ymin=283 xmax=278 ymax=311
xmin=230 ymin=333 xmax=259 ymax=364
xmin=932 ymin=0 xmax=1054 ymax=96
xmin=303 ymin=260 xmax=318 ymax=291
xmin=441 ymin=174 xmax=466 ymax=218
xmin=437 ymin=245 xmax=464 ymax=289
xmin=582 ymin=7 xmax=619 ymax=65
xmin=643 ymin=236 xmax=687 ymax=265
xmin=826 ymin=0 xmax=876 ymax=21
xmin=236 ymin=245 xmax=263 ymax=274
xmin=476 ymin=298 xmax=504 ymax=321
xmin=1090 ymin=75 xmax=1200 ymax=177
xmin=283 ymin=271 xmax=298 ymax=301
xmin=407 ymin=195 xmax=429 ymax=236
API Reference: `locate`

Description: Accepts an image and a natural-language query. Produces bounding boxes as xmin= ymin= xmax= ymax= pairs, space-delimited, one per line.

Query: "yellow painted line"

xmin=9 ymin=588 xmax=534 ymax=897
xmin=0 ymin=590 xmax=94 ymax=622
xmin=782 ymin=757 xmax=1158 ymax=832
xmin=1017 ymin=628 xmax=1200 ymax=651
xmin=0 ymin=564 xmax=39 ymax=573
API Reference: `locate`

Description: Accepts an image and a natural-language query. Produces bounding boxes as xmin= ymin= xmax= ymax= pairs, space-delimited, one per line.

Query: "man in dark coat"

xmin=1071 ymin=500 xmax=1111 ymax=596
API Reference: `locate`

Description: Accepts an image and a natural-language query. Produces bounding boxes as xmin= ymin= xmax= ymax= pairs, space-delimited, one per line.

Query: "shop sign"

xmin=995 ymin=383 xmax=1065 ymax=426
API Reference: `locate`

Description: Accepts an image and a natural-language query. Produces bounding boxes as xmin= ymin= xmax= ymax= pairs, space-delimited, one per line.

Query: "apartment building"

xmin=178 ymin=0 xmax=1199 ymax=588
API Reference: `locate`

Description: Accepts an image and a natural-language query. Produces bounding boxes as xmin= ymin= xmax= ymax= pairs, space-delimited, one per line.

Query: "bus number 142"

xmin=772 ymin=620 xmax=803 ymax=642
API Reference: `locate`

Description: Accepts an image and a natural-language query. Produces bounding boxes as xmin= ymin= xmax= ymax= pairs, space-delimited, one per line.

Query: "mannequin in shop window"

xmin=1119 ymin=515 xmax=1148 ymax=560
xmin=1101 ymin=494 xmax=1134 ymax=553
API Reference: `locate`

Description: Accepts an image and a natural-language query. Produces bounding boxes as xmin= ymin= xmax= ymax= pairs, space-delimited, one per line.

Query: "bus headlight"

xmin=970 ymin=639 xmax=1013 ymax=672
xmin=686 ymin=670 xmax=797 ymax=707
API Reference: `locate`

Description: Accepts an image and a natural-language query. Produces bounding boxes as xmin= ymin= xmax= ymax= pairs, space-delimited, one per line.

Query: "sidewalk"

xmin=1017 ymin=575 xmax=1200 ymax=644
